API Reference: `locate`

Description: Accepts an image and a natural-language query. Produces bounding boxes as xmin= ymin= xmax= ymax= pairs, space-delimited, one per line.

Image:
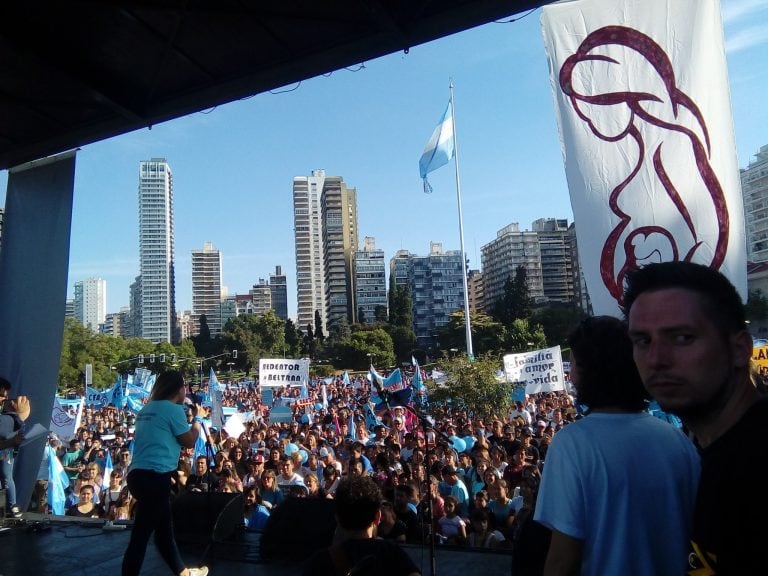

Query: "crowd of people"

xmin=36 ymin=369 xmax=578 ymax=555
xmin=6 ymin=261 xmax=767 ymax=575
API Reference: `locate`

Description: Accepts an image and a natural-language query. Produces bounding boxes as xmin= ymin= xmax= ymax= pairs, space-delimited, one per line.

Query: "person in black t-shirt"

xmin=625 ymin=261 xmax=768 ymax=575
xmin=303 ymin=475 xmax=420 ymax=576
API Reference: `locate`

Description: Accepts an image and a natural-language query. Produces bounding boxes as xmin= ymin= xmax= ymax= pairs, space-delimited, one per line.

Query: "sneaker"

xmin=10 ymin=506 xmax=22 ymax=518
xmin=187 ymin=567 xmax=208 ymax=576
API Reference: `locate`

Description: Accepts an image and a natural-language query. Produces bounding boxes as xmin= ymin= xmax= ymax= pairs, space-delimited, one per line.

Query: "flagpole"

xmin=449 ymin=80 xmax=474 ymax=360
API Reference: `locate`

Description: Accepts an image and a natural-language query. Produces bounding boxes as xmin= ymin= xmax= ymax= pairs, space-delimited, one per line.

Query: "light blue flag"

xmin=412 ymin=362 xmax=427 ymax=407
xmin=101 ymin=450 xmax=113 ymax=491
xmin=342 ymin=371 xmax=350 ymax=387
xmin=209 ymin=368 xmax=225 ymax=429
xmin=47 ymin=445 xmax=70 ymax=515
xmin=111 ymin=375 xmax=125 ymax=409
xmin=348 ymin=411 xmax=356 ymax=440
xmin=419 ymin=101 xmax=454 ymax=193
xmin=362 ymin=402 xmax=381 ymax=434
xmin=321 ymin=384 xmax=329 ymax=410
xmin=125 ymin=395 xmax=144 ymax=414
xmin=143 ymin=373 xmax=157 ymax=394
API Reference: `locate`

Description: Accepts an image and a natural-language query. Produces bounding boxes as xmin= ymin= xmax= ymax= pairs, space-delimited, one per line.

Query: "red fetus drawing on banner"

xmin=559 ymin=26 xmax=729 ymax=303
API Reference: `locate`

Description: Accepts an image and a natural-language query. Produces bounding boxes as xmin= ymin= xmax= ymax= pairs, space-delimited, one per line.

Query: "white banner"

xmin=503 ymin=346 xmax=565 ymax=394
xmin=258 ymin=358 xmax=310 ymax=387
xmin=50 ymin=396 xmax=83 ymax=442
xmin=541 ymin=0 xmax=745 ymax=315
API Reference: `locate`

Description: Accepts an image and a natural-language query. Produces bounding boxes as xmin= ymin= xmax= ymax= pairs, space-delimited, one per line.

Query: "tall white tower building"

xmin=138 ymin=158 xmax=177 ymax=344
xmin=74 ymin=277 xmax=107 ymax=332
xmin=293 ymin=169 xmax=327 ymax=333
xmin=742 ymin=145 xmax=768 ymax=263
xmin=192 ymin=241 xmax=223 ymax=336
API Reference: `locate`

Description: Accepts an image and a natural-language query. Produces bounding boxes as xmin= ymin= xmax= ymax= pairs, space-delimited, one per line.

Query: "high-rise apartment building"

xmin=354 ymin=237 xmax=387 ymax=323
xmin=74 ymin=277 xmax=107 ymax=332
xmin=293 ymin=170 xmax=327 ymax=332
xmin=532 ymin=218 xmax=574 ymax=304
xmin=191 ymin=241 xmax=223 ymax=336
xmin=481 ymin=222 xmax=544 ymax=310
xmin=128 ymin=275 xmax=142 ymax=338
xmin=322 ymin=175 xmax=358 ymax=330
xmin=390 ymin=250 xmax=411 ymax=290
xmin=467 ymin=269 xmax=484 ymax=314
xmin=409 ymin=242 xmax=466 ymax=350
xmin=742 ymin=145 xmax=768 ymax=263
xmin=64 ymin=298 xmax=75 ymax=320
xmin=138 ymin=158 xmax=178 ymax=344
xmin=567 ymin=223 xmax=592 ymax=314
xmin=250 ymin=279 xmax=273 ymax=315
xmin=270 ymin=265 xmax=288 ymax=320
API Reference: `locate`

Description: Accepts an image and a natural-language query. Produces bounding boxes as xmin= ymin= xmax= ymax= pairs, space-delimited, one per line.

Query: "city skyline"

xmin=2 ymin=1 xmax=766 ymax=319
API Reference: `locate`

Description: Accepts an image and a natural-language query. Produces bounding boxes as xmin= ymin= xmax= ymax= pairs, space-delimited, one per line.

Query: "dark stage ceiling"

xmin=0 ymin=1 xmax=550 ymax=171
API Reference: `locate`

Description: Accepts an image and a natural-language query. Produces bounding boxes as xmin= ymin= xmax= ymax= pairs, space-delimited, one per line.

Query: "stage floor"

xmin=0 ymin=515 xmax=513 ymax=575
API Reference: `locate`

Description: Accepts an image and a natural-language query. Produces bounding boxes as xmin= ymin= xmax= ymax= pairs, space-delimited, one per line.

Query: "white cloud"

xmin=726 ymin=24 xmax=768 ymax=53
xmin=722 ymin=0 xmax=768 ymax=25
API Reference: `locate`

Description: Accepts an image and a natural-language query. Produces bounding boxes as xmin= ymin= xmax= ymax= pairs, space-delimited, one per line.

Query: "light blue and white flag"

xmin=419 ymin=101 xmax=454 ymax=193
xmin=101 ymin=450 xmax=113 ymax=491
xmin=342 ymin=371 xmax=351 ymax=387
xmin=111 ymin=375 xmax=125 ymax=409
xmin=412 ymin=362 xmax=427 ymax=406
xmin=321 ymin=384 xmax=329 ymax=410
xmin=47 ymin=445 xmax=70 ymax=515
xmin=209 ymin=368 xmax=225 ymax=429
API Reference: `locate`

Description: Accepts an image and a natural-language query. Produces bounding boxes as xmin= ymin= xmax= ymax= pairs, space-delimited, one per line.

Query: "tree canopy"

xmin=427 ymin=354 xmax=514 ymax=421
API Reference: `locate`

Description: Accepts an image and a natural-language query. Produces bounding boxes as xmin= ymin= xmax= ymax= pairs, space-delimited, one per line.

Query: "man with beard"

xmin=624 ymin=261 xmax=768 ymax=575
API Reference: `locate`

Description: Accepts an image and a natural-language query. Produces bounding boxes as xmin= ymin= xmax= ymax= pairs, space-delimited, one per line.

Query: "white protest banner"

xmin=50 ymin=396 xmax=83 ymax=441
xmin=258 ymin=358 xmax=310 ymax=387
xmin=224 ymin=411 xmax=246 ymax=440
xmin=503 ymin=346 xmax=565 ymax=395
xmin=541 ymin=0 xmax=745 ymax=316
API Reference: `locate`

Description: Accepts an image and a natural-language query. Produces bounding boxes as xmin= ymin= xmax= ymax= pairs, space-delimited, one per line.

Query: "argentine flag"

xmin=419 ymin=100 xmax=454 ymax=193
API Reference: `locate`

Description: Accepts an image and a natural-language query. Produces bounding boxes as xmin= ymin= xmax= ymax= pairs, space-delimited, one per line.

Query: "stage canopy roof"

xmin=0 ymin=1 xmax=549 ymax=171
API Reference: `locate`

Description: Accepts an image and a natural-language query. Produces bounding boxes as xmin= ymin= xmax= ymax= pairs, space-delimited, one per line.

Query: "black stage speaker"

xmin=260 ymin=497 xmax=337 ymax=561
xmin=172 ymin=492 xmax=243 ymax=545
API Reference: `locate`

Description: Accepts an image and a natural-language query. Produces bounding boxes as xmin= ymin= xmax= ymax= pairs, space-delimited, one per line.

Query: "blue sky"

xmin=2 ymin=0 xmax=767 ymax=319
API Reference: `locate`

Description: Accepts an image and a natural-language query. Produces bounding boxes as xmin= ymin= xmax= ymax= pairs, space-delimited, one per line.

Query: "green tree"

xmin=746 ymin=289 xmax=768 ymax=322
xmin=436 ymin=310 xmax=506 ymax=356
xmin=388 ymin=283 xmax=412 ymax=328
xmin=427 ymin=354 xmax=513 ymax=421
xmin=284 ymin=318 xmax=302 ymax=358
xmin=222 ymin=311 xmax=285 ymax=372
xmin=505 ymin=318 xmax=547 ymax=352
xmin=384 ymin=323 xmax=417 ymax=365
xmin=335 ymin=327 xmax=395 ymax=370
xmin=374 ymin=305 xmax=388 ymax=323
xmin=314 ymin=310 xmax=325 ymax=341
xmin=531 ymin=305 xmax=587 ymax=348
xmin=492 ymin=266 xmax=533 ymax=328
